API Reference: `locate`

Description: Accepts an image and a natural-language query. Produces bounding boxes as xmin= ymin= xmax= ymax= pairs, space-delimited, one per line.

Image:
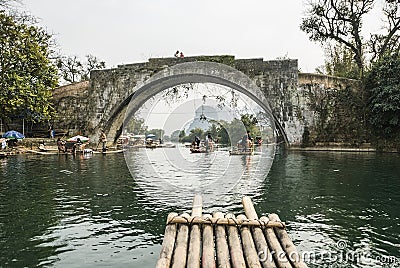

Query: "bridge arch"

xmin=101 ymin=61 xmax=288 ymax=145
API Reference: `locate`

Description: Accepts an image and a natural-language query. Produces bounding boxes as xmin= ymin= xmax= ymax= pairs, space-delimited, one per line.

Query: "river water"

xmin=0 ymin=146 xmax=399 ymax=267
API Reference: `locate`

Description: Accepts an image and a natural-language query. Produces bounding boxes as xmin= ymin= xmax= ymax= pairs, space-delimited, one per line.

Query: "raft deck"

xmin=157 ymin=195 xmax=308 ymax=268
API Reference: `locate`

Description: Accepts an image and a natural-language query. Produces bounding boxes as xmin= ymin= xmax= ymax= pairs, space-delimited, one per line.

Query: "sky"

xmin=21 ymin=0 xmax=331 ymax=72
xmin=21 ymin=0 xmax=386 ymax=72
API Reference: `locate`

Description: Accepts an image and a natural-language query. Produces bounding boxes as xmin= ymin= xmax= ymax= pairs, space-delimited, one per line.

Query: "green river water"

xmin=0 ymin=146 xmax=399 ymax=267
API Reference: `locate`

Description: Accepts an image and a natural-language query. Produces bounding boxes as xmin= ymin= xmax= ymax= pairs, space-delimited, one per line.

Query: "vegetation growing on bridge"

xmin=195 ymin=55 xmax=235 ymax=67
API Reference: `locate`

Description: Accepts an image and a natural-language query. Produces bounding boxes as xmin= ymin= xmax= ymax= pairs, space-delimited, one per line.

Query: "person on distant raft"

xmin=241 ymin=131 xmax=252 ymax=151
xmin=174 ymin=50 xmax=180 ymax=57
xmin=180 ymin=52 xmax=184 ymax=58
xmin=194 ymin=136 xmax=200 ymax=149
xmin=57 ymin=138 xmax=66 ymax=153
xmin=48 ymin=124 xmax=55 ymax=139
xmin=205 ymin=133 xmax=213 ymax=151
xmin=100 ymin=130 xmax=107 ymax=152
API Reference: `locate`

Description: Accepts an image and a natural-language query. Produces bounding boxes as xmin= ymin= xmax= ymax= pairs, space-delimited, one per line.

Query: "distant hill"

xmin=184 ymin=105 xmax=232 ymax=133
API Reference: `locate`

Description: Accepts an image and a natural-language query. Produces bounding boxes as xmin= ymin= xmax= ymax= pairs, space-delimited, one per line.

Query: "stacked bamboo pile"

xmin=156 ymin=195 xmax=308 ymax=268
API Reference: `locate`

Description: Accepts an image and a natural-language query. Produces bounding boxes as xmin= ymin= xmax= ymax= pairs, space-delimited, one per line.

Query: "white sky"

xmin=20 ymin=0 xmax=386 ymax=72
xmin=21 ymin=0 xmax=329 ymax=72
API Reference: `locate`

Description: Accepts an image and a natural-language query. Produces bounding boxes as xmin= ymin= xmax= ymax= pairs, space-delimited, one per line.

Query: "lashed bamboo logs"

xmin=226 ymin=213 xmax=246 ymax=268
xmin=156 ymin=196 xmax=307 ymax=268
xmin=187 ymin=195 xmax=203 ymax=268
xmin=213 ymin=212 xmax=231 ymax=268
xmin=171 ymin=212 xmax=191 ymax=268
xmin=156 ymin=212 xmax=179 ymax=268
xmin=202 ymin=214 xmax=215 ymax=268
xmin=242 ymin=197 xmax=277 ymax=268
xmin=260 ymin=216 xmax=292 ymax=268
xmin=167 ymin=216 xmax=285 ymax=228
xmin=237 ymin=214 xmax=263 ymax=268
xmin=268 ymin=214 xmax=308 ymax=268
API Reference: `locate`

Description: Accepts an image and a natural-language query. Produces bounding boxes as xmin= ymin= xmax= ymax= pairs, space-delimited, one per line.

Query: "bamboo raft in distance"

xmin=156 ymin=195 xmax=308 ymax=268
xmin=229 ymin=150 xmax=253 ymax=155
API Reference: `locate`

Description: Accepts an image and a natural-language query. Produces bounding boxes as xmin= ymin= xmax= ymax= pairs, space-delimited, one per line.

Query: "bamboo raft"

xmin=157 ymin=195 xmax=308 ymax=268
xmin=190 ymin=148 xmax=208 ymax=153
xmin=229 ymin=150 xmax=253 ymax=155
xmin=0 ymin=150 xmax=21 ymax=157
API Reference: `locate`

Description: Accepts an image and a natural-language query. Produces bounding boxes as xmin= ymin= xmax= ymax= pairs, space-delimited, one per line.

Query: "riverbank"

xmin=1 ymin=138 xmax=399 ymax=156
xmin=289 ymin=141 xmax=399 ymax=153
xmin=0 ymin=138 xmax=120 ymax=156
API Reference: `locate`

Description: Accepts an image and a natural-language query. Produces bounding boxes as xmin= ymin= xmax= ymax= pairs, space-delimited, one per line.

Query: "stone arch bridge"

xmin=52 ymin=55 xmax=360 ymax=146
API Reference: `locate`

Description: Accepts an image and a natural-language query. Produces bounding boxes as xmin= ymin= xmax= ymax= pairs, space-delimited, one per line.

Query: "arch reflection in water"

xmin=124 ymin=82 xmax=276 ymax=209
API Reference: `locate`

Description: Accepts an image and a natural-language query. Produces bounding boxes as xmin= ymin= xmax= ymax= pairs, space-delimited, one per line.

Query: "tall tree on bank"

xmin=366 ymin=53 xmax=400 ymax=139
xmin=301 ymin=0 xmax=400 ymax=78
xmin=0 ymin=11 xmax=58 ymax=124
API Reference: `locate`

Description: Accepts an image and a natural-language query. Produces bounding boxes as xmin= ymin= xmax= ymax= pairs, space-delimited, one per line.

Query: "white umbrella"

xmin=67 ymin=135 xmax=90 ymax=142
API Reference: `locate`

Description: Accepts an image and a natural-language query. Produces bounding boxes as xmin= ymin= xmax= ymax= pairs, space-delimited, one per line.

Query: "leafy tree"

xmin=366 ymin=52 xmax=400 ymax=138
xmin=56 ymin=54 xmax=105 ymax=85
xmin=240 ymin=114 xmax=260 ymax=136
xmin=319 ymin=43 xmax=360 ymax=79
xmin=125 ymin=117 xmax=147 ymax=134
xmin=301 ymin=0 xmax=400 ymax=78
xmin=178 ymin=130 xmax=186 ymax=141
xmin=170 ymin=129 xmax=181 ymax=141
xmin=146 ymin=129 xmax=164 ymax=140
xmin=0 ymin=11 xmax=58 ymax=124
xmin=179 ymin=128 xmax=204 ymax=143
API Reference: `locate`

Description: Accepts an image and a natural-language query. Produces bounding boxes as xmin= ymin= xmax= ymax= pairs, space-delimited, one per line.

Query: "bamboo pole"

xmin=268 ymin=214 xmax=308 ymax=268
xmin=156 ymin=212 xmax=179 ymax=268
xmin=242 ymin=197 xmax=277 ymax=268
xmin=259 ymin=216 xmax=292 ymax=268
xmin=237 ymin=214 xmax=262 ymax=268
xmin=214 ymin=212 xmax=231 ymax=268
xmin=167 ymin=216 xmax=285 ymax=228
xmin=187 ymin=195 xmax=203 ymax=268
xmin=202 ymin=214 xmax=215 ymax=268
xmin=226 ymin=213 xmax=246 ymax=268
xmin=171 ymin=213 xmax=191 ymax=268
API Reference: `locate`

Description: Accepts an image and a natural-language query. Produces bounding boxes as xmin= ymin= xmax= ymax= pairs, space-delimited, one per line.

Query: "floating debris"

xmin=59 ymin=169 xmax=73 ymax=174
